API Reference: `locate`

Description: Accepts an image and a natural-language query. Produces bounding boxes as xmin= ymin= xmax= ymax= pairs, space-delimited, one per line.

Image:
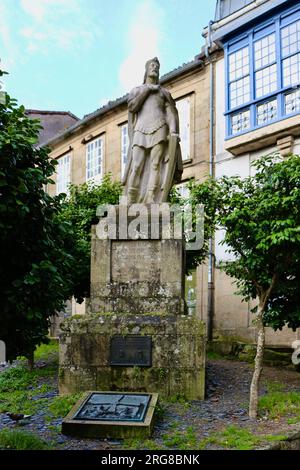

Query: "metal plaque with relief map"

xmin=73 ymin=392 xmax=151 ymax=422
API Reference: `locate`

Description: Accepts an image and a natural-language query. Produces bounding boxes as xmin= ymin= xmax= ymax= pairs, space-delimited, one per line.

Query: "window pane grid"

xmin=57 ymin=154 xmax=71 ymax=194
xmin=230 ymin=76 xmax=250 ymax=108
xmin=281 ymin=20 xmax=300 ymax=57
xmin=282 ymin=53 xmax=300 ymax=87
xmin=285 ymin=89 xmax=300 ymax=114
xmin=231 ymin=109 xmax=250 ymax=135
xmin=254 ymin=33 xmax=276 ymax=70
xmin=176 ymin=97 xmax=191 ymax=161
xmin=256 ymin=99 xmax=277 ymax=125
xmin=226 ymin=16 xmax=300 ymax=137
xmin=255 ymin=64 xmax=277 ymax=98
xmin=229 ymin=46 xmax=249 ymax=81
xmin=121 ymin=123 xmax=129 ymax=178
xmin=86 ymin=138 xmax=102 ymax=180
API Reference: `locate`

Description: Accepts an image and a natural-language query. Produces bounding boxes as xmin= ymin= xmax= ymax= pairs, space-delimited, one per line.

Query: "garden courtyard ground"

xmin=0 ymin=341 xmax=299 ymax=450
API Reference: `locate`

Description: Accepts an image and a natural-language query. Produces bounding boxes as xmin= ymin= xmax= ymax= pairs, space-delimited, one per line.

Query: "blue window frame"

xmin=225 ymin=4 xmax=300 ymax=138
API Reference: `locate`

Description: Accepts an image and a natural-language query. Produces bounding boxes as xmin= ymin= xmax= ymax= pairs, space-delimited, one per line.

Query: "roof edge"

xmin=25 ymin=109 xmax=79 ymax=120
xmin=43 ymin=58 xmax=204 ymax=149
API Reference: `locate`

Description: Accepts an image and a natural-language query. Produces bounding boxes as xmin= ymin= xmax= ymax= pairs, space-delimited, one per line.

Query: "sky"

xmin=0 ymin=0 xmax=217 ymax=118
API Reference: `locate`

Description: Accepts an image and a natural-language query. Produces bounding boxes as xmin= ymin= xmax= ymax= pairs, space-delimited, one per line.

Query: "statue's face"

xmin=147 ymin=61 xmax=159 ymax=80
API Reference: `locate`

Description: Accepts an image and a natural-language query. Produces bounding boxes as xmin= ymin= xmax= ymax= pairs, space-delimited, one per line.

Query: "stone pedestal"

xmin=90 ymin=227 xmax=185 ymax=315
xmin=59 ymin=207 xmax=206 ymax=400
xmin=59 ymin=313 xmax=205 ymax=399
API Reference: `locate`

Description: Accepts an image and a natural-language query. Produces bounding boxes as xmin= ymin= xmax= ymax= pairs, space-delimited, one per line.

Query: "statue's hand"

xmin=147 ymin=84 xmax=160 ymax=92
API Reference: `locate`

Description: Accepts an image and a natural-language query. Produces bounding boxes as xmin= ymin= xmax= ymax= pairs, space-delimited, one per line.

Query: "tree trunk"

xmin=27 ymin=350 xmax=34 ymax=371
xmin=249 ymin=303 xmax=265 ymax=419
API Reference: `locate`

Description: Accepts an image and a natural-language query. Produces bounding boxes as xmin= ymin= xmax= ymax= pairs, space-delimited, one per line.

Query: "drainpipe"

xmin=205 ymin=21 xmax=215 ymax=342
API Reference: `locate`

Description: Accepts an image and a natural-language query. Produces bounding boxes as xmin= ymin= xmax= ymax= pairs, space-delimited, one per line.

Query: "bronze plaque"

xmin=110 ymin=335 xmax=152 ymax=366
xmin=73 ymin=392 xmax=151 ymax=422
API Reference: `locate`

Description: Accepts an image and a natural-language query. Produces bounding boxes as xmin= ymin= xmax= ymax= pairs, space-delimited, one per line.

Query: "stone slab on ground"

xmin=62 ymin=391 xmax=158 ymax=439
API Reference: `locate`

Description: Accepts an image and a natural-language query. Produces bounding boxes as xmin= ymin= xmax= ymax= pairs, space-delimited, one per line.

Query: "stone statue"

xmin=122 ymin=57 xmax=183 ymax=204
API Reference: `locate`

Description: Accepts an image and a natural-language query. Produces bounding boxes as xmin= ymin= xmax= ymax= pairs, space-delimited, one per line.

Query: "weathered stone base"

xmin=59 ymin=313 xmax=206 ymax=400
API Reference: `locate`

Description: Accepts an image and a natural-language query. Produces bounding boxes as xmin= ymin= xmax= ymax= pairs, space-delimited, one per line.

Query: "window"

xmin=176 ymin=96 xmax=191 ymax=161
xmin=229 ymin=46 xmax=250 ymax=108
xmin=57 ymin=154 xmax=71 ymax=195
xmin=86 ymin=137 xmax=103 ymax=181
xmin=120 ymin=123 xmax=129 ymax=178
xmin=285 ymin=89 xmax=300 ymax=114
xmin=176 ymin=181 xmax=190 ymax=199
xmin=225 ymin=6 xmax=300 ymax=137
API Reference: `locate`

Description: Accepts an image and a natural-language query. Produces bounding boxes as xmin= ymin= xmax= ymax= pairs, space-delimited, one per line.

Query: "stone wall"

xmin=59 ymin=313 xmax=206 ymax=400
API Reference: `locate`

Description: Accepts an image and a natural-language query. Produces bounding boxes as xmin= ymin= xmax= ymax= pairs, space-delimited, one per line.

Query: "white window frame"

xmin=120 ymin=123 xmax=129 ymax=179
xmin=56 ymin=153 xmax=71 ymax=195
xmin=176 ymin=96 xmax=191 ymax=161
xmin=86 ymin=136 xmax=103 ymax=182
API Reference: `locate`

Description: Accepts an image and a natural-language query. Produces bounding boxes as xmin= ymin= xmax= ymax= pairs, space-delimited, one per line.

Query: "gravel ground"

xmin=151 ymin=359 xmax=300 ymax=449
xmin=0 ymin=358 xmax=299 ymax=450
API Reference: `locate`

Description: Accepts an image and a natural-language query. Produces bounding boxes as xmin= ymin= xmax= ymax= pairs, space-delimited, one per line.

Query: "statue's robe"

xmin=122 ymin=84 xmax=183 ymax=203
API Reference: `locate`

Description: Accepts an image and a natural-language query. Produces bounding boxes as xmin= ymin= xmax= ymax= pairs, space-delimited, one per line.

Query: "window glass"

xmin=229 ymin=46 xmax=249 ymax=81
xmin=86 ymin=137 xmax=103 ymax=181
xmin=281 ymin=20 xmax=300 ymax=57
xmin=256 ymin=99 xmax=277 ymax=125
xmin=231 ymin=109 xmax=250 ymax=135
xmin=285 ymin=89 xmax=300 ymax=114
xmin=254 ymin=33 xmax=276 ymax=69
xmin=57 ymin=154 xmax=71 ymax=195
xmin=282 ymin=53 xmax=300 ymax=87
xmin=230 ymin=76 xmax=250 ymax=108
xmin=121 ymin=123 xmax=129 ymax=178
xmin=176 ymin=96 xmax=191 ymax=161
xmin=255 ymin=63 xmax=277 ymax=98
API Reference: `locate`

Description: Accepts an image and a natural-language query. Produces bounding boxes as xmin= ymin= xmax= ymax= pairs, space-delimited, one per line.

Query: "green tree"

xmin=58 ymin=175 xmax=123 ymax=300
xmin=189 ymin=154 xmax=300 ymax=418
xmin=0 ymin=73 xmax=78 ymax=363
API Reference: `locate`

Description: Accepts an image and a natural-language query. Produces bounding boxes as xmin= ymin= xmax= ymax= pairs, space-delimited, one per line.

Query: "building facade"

xmin=45 ymin=0 xmax=299 ymax=347
xmin=203 ymin=0 xmax=300 ymax=346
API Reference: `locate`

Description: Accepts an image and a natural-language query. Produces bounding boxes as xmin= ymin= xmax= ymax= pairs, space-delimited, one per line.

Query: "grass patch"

xmin=259 ymin=390 xmax=300 ymax=419
xmin=162 ymin=425 xmax=198 ymax=450
xmin=287 ymin=415 xmax=300 ymax=425
xmin=199 ymin=425 xmax=260 ymax=450
xmin=0 ymin=343 xmax=58 ymax=415
xmin=0 ymin=362 xmax=57 ymax=414
xmin=0 ymin=429 xmax=49 ymax=450
xmin=0 ymin=390 xmax=50 ymax=414
xmin=123 ymin=438 xmax=164 ymax=450
xmin=47 ymin=424 xmax=62 ymax=436
xmin=0 ymin=366 xmax=34 ymax=392
xmin=207 ymin=350 xmax=223 ymax=360
xmin=16 ymin=340 xmax=59 ymax=366
xmin=264 ymin=434 xmax=287 ymax=442
xmin=34 ymin=341 xmax=58 ymax=362
xmin=48 ymin=393 xmax=83 ymax=419
xmin=124 ymin=424 xmax=289 ymax=451
xmin=154 ymin=402 xmax=166 ymax=419
xmin=199 ymin=425 xmax=287 ymax=450
xmin=264 ymin=381 xmax=285 ymax=393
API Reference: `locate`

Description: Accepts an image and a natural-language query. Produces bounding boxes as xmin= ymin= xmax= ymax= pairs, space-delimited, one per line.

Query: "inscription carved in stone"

xmin=111 ymin=240 xmax=161 ymax=282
